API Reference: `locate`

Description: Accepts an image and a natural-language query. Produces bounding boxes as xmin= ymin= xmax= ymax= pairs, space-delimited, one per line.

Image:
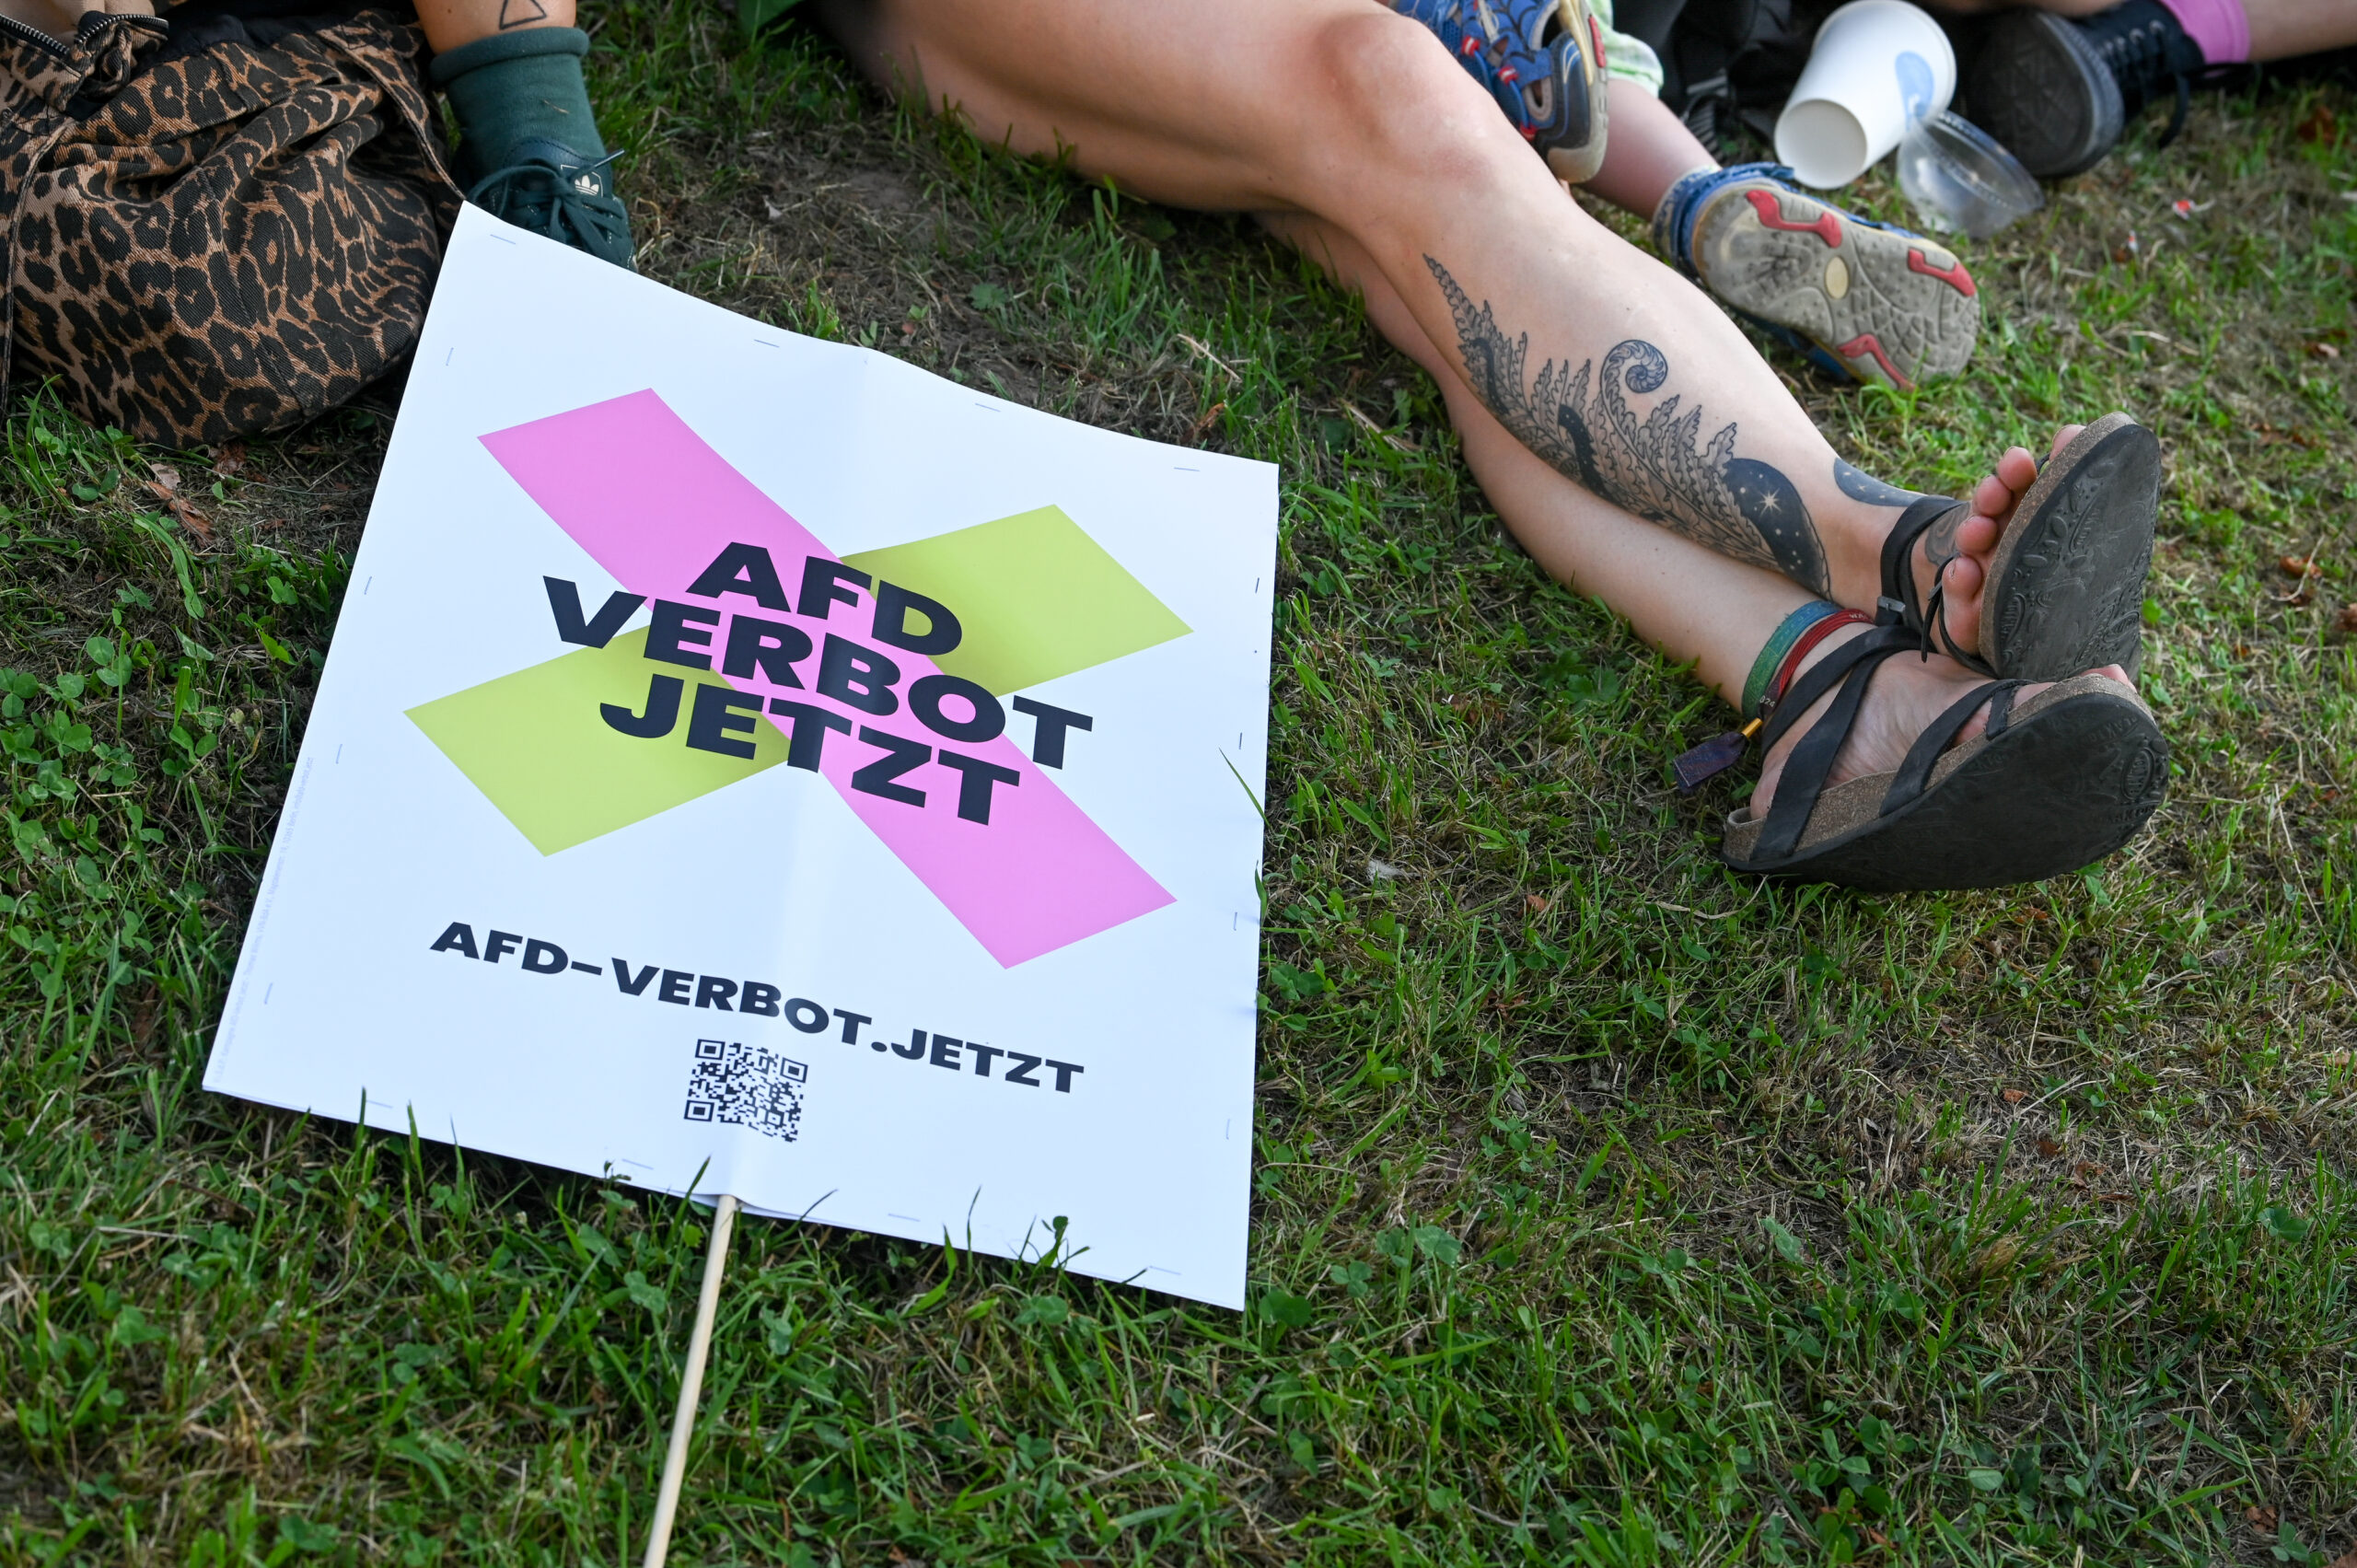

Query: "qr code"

xmin=683 ymin=1039 xmax=808 ymax=1143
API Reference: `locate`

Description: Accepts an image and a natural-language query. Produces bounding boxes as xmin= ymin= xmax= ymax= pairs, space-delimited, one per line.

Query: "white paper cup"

xmin=1774 ymin=0 xmax=1957 ymax=189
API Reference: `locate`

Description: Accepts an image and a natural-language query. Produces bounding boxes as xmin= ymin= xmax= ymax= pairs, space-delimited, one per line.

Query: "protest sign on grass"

xmin=205 ymin=207 xmax=1276 ymax=1309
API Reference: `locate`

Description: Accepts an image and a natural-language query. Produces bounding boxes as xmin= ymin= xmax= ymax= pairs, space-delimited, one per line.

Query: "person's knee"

xmin=1298 ymin=8 xmax=1524 ymax=192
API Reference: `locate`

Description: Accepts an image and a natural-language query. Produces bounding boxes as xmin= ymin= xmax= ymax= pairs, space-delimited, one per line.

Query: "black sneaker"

xmin=460 ymin=136 xmax=636 ymax=270
xmin=1963 ymin=0 xmax=2206 ymax=178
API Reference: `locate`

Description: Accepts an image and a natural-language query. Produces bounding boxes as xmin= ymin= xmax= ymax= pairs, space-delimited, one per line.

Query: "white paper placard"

xmin=204 ymin=206 xmax=1277 ymax=1307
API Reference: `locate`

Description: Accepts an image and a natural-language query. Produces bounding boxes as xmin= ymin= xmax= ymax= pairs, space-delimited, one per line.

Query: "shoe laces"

xmin=2085 ymin=11 xmax=2203 ymax=143
xmin=467 ymin=149 xmax=630 ymax=254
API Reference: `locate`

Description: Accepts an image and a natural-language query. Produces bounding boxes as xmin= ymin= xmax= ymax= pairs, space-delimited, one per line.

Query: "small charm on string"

xmin=1673 ymin=718 xmax=1761 ymax=794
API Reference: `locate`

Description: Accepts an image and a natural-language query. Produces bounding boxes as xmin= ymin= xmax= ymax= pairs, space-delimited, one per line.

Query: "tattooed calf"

xmin=1426 ymin=255 xmax=1829 ymax=595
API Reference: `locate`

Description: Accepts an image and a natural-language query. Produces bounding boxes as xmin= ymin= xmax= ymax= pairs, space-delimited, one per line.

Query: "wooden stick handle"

xmin=642 ymin=1192 xmax=739 ymax=1568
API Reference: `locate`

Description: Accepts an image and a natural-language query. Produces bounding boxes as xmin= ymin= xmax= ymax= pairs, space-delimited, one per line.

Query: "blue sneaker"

xmin=1652 ymin=163 xmax=1980 ymax=390
xmin=1395 ymin=0 xmax=1609 ymax=183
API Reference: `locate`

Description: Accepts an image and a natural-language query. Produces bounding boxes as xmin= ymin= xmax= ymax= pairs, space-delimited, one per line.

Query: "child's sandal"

xmin=1395 ymin=0 xmax=1608 ymax=183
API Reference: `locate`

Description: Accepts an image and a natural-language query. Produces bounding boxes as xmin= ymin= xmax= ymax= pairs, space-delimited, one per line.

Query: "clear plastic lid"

xmin=1898 ymin=110 xmax=2044 ymax=239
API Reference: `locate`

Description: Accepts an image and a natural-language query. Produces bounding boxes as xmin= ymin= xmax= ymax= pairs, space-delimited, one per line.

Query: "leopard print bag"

xmin=0 ymin=5 xmax=461 ymax=445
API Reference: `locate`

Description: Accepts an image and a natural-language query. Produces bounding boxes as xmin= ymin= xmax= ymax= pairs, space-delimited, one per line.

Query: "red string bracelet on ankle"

xmin=1760 ymin=609 xmax=1874 ymax=723
xmin=1671 ymin=609 xmax=1871 ymax=794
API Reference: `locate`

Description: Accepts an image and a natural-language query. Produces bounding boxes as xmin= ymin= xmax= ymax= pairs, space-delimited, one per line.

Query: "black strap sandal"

xmin=1880 ymin=494 xmax=1995 ymax=676
xmin=1877 ymin=412 xmax=2161 ymax=682
xmin=1721 ymin=622 xmax=2169 ymax=890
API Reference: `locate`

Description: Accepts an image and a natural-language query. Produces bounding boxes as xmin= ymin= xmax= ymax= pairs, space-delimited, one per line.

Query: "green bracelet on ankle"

xmin=1743 ymin=600 xmax=1840 ymax=716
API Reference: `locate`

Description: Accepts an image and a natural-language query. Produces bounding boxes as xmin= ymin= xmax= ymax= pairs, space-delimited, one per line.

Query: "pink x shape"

xmin=481 ymin=390 xmax=1174 ymax=967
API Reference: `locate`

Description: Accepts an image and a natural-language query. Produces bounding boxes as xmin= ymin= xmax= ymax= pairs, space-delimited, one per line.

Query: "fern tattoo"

xmin=1426 ymin=255 xmax=1830 ymax=596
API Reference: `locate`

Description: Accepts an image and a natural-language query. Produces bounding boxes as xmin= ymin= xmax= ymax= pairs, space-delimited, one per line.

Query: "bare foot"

xmin=1748 ymin=621 xmax=2129 ymax=819
xmin=1908 ymin=424 xmax=2084 ymax=660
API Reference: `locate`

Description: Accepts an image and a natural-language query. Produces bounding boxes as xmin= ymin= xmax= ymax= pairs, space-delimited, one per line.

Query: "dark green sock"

xmin=429 ymin=27 xmax=608 ymax=185
xmin=429 ymin=26 xmax=634 ymax=269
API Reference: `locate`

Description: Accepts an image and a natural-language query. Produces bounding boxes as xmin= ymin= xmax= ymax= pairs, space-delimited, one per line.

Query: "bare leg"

xmin=2241 ymin=0 xmax=2357 ymax=59
xmin=413 ymin=0 xmax=575 ymax=55
xmin=822 ymin=1 xmax=2135 ymax=842
xmin=1264 ymin=214 xmax=2117 ymax=816
xmin=0 ymin=0 xmax=568 ymax=65
xmin=1582 ymin=78 xmax=1715 ymax=221
xmin=1265 ymin=217 xmax=1813 ymax=702
xmin=1927 ymin=0 xmax=2357 ymax=58
xmin=817 ymin=0 xmax=2013 ymax=654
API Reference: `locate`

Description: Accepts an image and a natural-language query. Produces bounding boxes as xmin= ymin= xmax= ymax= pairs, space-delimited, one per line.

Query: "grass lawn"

xmin=4 ymin=6 xmax=2355 ymax=1563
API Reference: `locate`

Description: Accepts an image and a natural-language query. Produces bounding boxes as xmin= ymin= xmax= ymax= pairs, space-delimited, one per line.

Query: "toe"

xmin=1993 ymin=444 xmax=2040 ymax=496
xmin=1938 ymin=554 xmax=1986 ymax=648
xmin=1967 ymin=432 xmax=2070 ymax=544
xmin=1931 ymin=438 xmax=2056 ymax=658
xmin=1917 ymin=499 xmax=2005 ymax=659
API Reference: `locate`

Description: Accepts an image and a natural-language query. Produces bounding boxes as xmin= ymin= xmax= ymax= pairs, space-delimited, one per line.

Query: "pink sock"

xmin=2155 ymin=0 xmax=2250 ymax=64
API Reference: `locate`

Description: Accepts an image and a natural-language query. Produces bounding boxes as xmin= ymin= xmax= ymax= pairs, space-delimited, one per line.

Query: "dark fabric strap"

xmin=1876 ymin=494 xmax=1996 ymax=677
xmin=1753 ymin=625 xmax=1916 ymax=863
xmin=1758 ymin=621 xmax=1910 ymax=754
xmin=1878 ymin=679 xmax=2026 ymax=816
xmin=1877 ymin=494 xmax=1956 ymax=618
xmin=1983 ymin=683 xmax=2017 ymax=738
